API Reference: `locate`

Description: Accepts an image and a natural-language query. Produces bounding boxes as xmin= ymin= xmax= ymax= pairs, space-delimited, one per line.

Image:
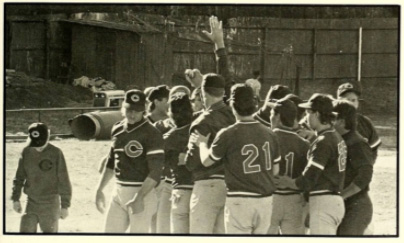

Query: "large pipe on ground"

xmin=69 ymin=111 xmax=123 ymax=140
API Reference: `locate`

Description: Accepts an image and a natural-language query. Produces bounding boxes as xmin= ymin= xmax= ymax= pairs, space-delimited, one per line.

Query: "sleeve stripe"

xmin=370 ymin=138 xmax=382 ymax=148
xmin=308 ymin=160 xmax=325 ymax=170
xmin=274 ymin=156 xmax=281 ymax=163
xmin=209 ymin=149 xmax=222 ymax=161
xmin=147 ymin=149 xmax=165 ymax=155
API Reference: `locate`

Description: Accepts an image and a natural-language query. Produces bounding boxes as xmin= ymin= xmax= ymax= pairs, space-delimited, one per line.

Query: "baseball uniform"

xmin=104 ymin=118 xmax=164 ymax=233
xmin=164 ymin=124 xmax=194 ymax=233
xmin=12 ymin=144 xmax=72 ymax=233
xmin=268 ymin=127 xmax=310 ymax=235
xmin=357 ymin=114 xmax=381 ymax=159
xmin=209 ymin=121 xmax=281 ymax=234
xmin=185 ymin=100 xmax=236 ymax=234
xmin=337 ymin=130 xmax=374 ymax=235
xmin=294 ymin=128 xmax=347 ymax=235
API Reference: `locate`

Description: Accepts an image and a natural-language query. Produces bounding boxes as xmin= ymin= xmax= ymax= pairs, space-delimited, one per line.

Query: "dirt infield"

xmin=3 ymin=139 xmax=397 ymax=235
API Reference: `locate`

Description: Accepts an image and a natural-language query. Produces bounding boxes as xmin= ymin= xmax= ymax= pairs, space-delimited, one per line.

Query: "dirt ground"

xmin=3 ymin=139 xmax=397 ymax=235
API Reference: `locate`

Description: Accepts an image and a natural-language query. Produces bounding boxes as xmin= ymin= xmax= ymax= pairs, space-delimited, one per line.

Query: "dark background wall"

xmin=4 ymin=5 xmax=399 ymax=116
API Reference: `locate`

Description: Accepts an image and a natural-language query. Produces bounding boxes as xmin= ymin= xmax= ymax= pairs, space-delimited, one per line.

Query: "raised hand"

xmin=202 ymin=16 xmax=225 ymax=49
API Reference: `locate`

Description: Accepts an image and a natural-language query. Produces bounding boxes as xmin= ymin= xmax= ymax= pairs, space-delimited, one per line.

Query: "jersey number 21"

xmin=242 ymin=142 xmax=271 ymax=174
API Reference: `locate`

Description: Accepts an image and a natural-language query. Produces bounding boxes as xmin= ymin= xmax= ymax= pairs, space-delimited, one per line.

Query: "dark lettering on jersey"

xmin=39 ymin=159 xmax=53 ymax=171
xmin=124 ymin=140 xmax=143 ymax=158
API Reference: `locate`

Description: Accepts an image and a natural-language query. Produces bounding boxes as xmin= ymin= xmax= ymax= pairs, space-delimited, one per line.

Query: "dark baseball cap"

xmin=148 ymin=85 xmax=170 ymax=102
xmin=266 ymin=85 xmax=292 ymax=100
xmin=229 ymin=84 xmax=255 ymax=107
xmin=202 ymin=73 xmax=225 ymax=89
xmin=269 ymin=98 xmax=297 ymax=122
xmin=169 ymin=93 xmax=193 ymax=114
xmin=299 ymin=93 xmax=335 ymax=114
xmin=337 ymin=82 xmax=362 ymax=97
xmin=123 ymin=89 xmax=146 ymax=111
xmin=332 ymin=99 xmax=357 ymax=120
xmin=28 ymin=123 xmax=49 ymax=147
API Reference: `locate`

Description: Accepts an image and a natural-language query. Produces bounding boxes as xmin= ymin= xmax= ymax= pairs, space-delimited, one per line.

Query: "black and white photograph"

xmin=1 ymin=1 xmax=399 ymax=238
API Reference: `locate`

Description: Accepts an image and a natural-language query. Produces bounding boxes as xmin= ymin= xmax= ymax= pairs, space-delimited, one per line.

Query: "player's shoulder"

xmin=111 ymin=120 xmax=125 ymax=136
xmin=357 ymin=113 xmax=375 ymax=126
xmin=344 ymin=131 xmax=368 ymax=147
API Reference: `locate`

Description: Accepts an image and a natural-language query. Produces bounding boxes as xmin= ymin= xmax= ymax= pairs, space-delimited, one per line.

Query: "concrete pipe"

xmin=69 ymin=110 xmax=123 ymax=140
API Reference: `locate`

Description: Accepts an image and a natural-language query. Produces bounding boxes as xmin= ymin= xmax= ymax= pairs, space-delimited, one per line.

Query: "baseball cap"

xmin=202 ymin=73 xmax=225 ymax=89
xmin=337 ymin=82 xmax=362 ymax=97
xmin=270 ymin=98 xmax=297 ymax=122
xmin=123 ymin=89 xmax=146 ymax=111
xmin=299 ymin=93 xmax=335 ymax=114
xmin=332 ymin=99 xmax=357 ymax=120
xmin=169 ymin=85 xmax=191 ymax=99
xmin=266 ymin=85 xmax=292 ymax=100
xmin=169 ymin=93 xmax=193 ymax=115
xmin=229 ymin=84 xmax=256 ymax=108
xmin=28 ymin=123 xmax=49 ymax=147
xmin=147 ymin=85 xmax=170 ymax=102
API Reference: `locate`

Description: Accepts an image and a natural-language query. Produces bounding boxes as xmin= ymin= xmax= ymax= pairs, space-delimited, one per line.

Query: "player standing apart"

xmin=12 ymin=123 xmax=72 ymax=233
xmin=333 ymin=100 xmax=374 ymax=235
xmin=275 ymin=94 xmax=346 ymax=235
xmin=267 ymin=98 xmax=310 ymax=235
xmin=95 ymin=89 xmax=164 ymax=233
xmin=191 ymin=84 xmax=281 ymax=234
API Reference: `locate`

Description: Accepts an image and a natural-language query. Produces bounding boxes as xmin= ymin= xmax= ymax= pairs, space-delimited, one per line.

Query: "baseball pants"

xmin=104 ymin=184 xmax=157 ymax=233
xmin=190 ymin=179 xmax=226 ymax=234
xmin=150 ymin=180 xmax=165 ymax=233
xmin=225 ymin=196 xmax=273 ymax=234
xmin=20 ymin=196 xmax=60 ymax=233
xmin=156 ymin=182 xmax=173 ymax=233
xmin=309 ymin=195 xmax=345 ymax=235
xmin=337 ymin=192 xmax=373 ymax=235
xmin=268 ymin=194 xmax=305 ymax=235
xmin=170 ymin=188 xmax=192 ymax=233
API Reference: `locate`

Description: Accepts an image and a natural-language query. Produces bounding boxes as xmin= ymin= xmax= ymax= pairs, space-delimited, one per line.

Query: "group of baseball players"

xmin=11 ymin=16 xmax=381 ymax=235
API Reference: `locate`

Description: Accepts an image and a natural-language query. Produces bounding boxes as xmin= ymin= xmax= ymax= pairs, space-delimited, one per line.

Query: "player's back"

xmin=220 ymin=121 xmax=280 ymax=197
xmin=273 ymin=127 xmax=310 ymax=194
xmin=273 ymin=127 xmax=310 ymax=179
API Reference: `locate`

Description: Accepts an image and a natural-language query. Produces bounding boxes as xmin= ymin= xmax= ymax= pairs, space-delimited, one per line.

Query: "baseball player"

xmin=163 ymin=93 xmax=194 ymax=233
xmin=144 ymin=85 xmax=173 ymax=233
xmin=253 ymin=85 xmax=292 ymax=127
xmin=191 ymin=84 xmax=281 ymax=234
xmin=267 ymin=98 xmax=310 ymax=235
xmin=333 ymin=100 xmax=374 ymax=235
xmin=336 ymin=82 xmax=381 ymax=159
xmin=185 ymin=73 xmax=236 ymax=234
xmin=95 ymin=89 xmax=164 ymax=233
xmin=12 ymin=123 xmax=72 ymax=233
xmin=275 ymin=93 xmax=347 ymax=235
xmin=146 ymin=85 xmax=170 ymax=125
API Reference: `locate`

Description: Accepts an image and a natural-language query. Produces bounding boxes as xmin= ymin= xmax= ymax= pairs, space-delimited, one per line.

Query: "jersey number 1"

xmin=242 ymin=142 xmax=271 ymax=174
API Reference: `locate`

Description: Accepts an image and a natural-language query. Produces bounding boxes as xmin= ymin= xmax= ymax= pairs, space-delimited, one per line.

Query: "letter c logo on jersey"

xmin=39 ymin=159 xmax=53 ymax=171
xmin=124 ymin=140 xmax=143 ymax=158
